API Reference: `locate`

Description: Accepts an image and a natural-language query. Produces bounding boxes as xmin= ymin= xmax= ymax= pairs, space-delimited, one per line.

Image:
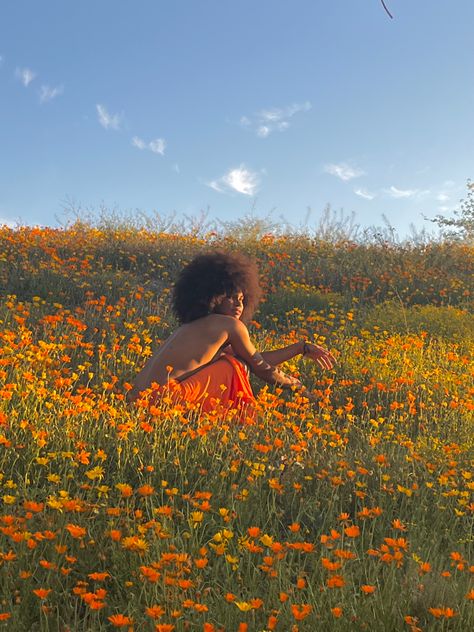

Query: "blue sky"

xmin=1 ymin=0 xmax=473 ymax=236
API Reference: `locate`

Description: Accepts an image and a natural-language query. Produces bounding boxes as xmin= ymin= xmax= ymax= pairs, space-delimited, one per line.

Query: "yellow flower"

xmin=260 ymin=534 xmax=274 ymax=547
xmin=234 ymin=601 xmax=253 ymax=612
xmin=190 ymin=511 xmax=204 ymax=527
xmin=86 ymin=466 xmax=104 ymax=481
xmin=2 ymin=495 xmax=16 ymax=505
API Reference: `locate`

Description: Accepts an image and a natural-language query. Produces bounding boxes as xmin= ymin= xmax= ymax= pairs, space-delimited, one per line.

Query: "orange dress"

xmin=151 ymin=354 xmax=256 ymax=418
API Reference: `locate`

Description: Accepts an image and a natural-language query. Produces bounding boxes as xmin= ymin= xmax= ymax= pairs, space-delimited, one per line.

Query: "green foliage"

xmin=360 ymin=301 xmax=474 ymax=341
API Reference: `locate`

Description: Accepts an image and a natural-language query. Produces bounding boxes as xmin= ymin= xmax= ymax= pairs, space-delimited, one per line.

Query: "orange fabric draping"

xmin=151 ymin=354 xmax=255 ymax=418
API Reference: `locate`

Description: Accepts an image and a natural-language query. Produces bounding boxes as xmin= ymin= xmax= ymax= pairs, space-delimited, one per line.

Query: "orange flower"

xmin=291 ymin=604 xmax=312 ymax=621
xmin=296 ymin=577 xmax=306 ymax=589
xmin=247 ymin=526 xmax=260 ymax=538
xmin=66 ymin=523 xmax=86 ymax=539
xmin=326 ymin=575 xmax=345 ymax=588
xmin=108 ymin=614 xmax=134 ymax=627
xmin=194 ymin=557 xmax=208 ymax=568
xmin=33 ymin=588 xmax=51 ymax=600
xmin=344 ymin=525 xmax=360 ymax=538
xmin=138 ymin=484 xmax=155 ymax=496
xmin=392 ymin=519 xmax=407 ymax=531
xmin=0 ymin=614 xmax=11 ymax=621
xmin=146 ymin=605 xmax=165 ymax=619
xmin=267 ymin=615 xmax=278 ymax=630
xmin=361 ymin=584 xmax=376 ymax=594
xmin=331 ymin=607 xmax=343 ymax=618
xmin=155 ymin=625 xmax=175 ymax=632
xmin=88 ymin=572 xmax=110 ymax=581
xmin=203 ymin=624 xmax=215 ymax=632
xmin=237 ymin=625 xmax=248 ymax=632
xmin=428 ymin=607 xmax=457 ymax=618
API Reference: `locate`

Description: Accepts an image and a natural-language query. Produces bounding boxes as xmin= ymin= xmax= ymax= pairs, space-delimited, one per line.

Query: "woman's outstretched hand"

xmin=303 ymin=341 xmax=336 ymax=370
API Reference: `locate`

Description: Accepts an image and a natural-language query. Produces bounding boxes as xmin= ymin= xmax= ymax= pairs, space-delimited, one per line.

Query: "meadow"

xmin=0 ymin=219 xmax=472 ymax=631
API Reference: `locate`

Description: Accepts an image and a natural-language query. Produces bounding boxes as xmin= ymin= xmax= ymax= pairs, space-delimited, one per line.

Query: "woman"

xmin=129 ymin=251 xmax=335 ymax=414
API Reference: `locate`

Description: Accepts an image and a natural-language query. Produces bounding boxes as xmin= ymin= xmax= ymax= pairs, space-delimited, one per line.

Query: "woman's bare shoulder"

xmin=205 ymin=314 xmax=247 ymax=331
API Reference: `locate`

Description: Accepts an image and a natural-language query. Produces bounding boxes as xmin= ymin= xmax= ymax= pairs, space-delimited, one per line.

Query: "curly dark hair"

xmin=172 ymin=250 xmax=261 ymax=324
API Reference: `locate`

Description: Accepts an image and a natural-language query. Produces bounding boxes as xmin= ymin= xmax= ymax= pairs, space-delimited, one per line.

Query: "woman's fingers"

xmin=306 ymin=343 xmax=336 ymax=369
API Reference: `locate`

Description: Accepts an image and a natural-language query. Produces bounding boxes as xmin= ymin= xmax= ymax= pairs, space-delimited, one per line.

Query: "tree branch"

xmin=381 ymin=0 xmax=394 ymax=19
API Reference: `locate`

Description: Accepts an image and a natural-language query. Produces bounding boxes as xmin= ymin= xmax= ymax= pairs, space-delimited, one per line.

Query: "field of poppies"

xmin=0 ymin=222 xmax=472 ymax=631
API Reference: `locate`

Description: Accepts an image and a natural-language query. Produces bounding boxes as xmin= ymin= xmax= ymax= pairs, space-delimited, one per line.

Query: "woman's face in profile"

xmin=213 ymin=291 xmax=244 ymax=319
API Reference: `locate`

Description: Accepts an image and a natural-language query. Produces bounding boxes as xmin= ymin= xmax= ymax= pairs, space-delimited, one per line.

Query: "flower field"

xmin=0 ymin=224 xmax=473 ymax=631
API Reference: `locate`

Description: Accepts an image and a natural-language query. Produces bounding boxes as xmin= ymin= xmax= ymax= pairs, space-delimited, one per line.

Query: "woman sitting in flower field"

xmin=129 ymin=251 xmax=335 ymax=414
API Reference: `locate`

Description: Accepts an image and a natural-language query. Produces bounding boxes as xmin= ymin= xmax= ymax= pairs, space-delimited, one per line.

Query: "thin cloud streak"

xmin=386 ymin=185 xmax=417 ymax=199
xmin=325 ymin=162 xmax=365 ymax=181
xmin=96 ymin=104 xmax=121 ymax=130
xmin=354 ymin=187 xmax=375 ymax=200
xmin=206 ymin=164 xmax=260 ymax=196
xmin=132 ymin=136 xmax=147 ymax=150
xmin=39 ymin=84 xmax=63 ymax=103
xmin=241 ymin=101 xmax=311 ymax=138
xmin=16 ymin=67 xmax=36 ymax=87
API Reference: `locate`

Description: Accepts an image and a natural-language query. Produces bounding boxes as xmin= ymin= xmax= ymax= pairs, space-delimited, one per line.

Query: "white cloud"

xmin=0 ymin=55 xmax=4 ymax=67
xmin=132 ymin=136 xmax=166 ymax=155
xmin=96 ymin=104 xmax=121 ymax=130
xmin=132 ymin=136 xmax=146 ymax=150
xmin=386 ymin=185 xmax=418 ymax=199
xmin=324 ymin=162 xmax=365 ymax=181
xmin=241 ymin=101 xmax=311 ymax=138
xmin=436 ymin=192 xmax=450 ymax=202
xmin=149 ymin=138 xmax=166 ymax=155
xmin=354 ymin=187 xmax=375 ymax=200
xmin=16 ymin=67 xmax=36 ymax=87
xmin=39 ymin=84 xmax=63 ymax=103
xmin=173 ymin=163 xmax=180 ymax=174
xmin=257 ymin=125 xmax=270 ymax=138
xmin=207 ymin=164 xmax=260 ymax=196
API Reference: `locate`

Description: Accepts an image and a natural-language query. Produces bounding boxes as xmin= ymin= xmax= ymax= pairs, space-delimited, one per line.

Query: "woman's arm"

xmin=261 ymin=341 xmax=336 ymax=370
xmin=260 ymin=341 xmax=304 ymax=366
xmin=227 ymin=320 xmax=302 ymax=390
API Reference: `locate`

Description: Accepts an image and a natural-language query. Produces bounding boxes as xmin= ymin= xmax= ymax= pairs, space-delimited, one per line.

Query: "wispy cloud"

xmin=354 ymin=187 xmax=376 ymax=200
xmin=0 ymin=55 xmax=4 ymax=67
xmin=207 ymin=164 xmax=260 ymax=196
xmin=132 ymin=136 xmax=166 ymax=156
xmin=149 ymin=138 xmax=166 ymax=155
xmin=324 ymin=162 xmax=365 ymax=181
xmin=39 ymin=84 xmax=63 ymax=104
xmin=386 ymin=185 xmax=418 ymax=199
xmin=96 ymin=104 xmax=121 ymax=130
xmin=241 ymin=101 xmax=311 ymax=138
xmin=132 ymin=136 xmax=147 ymax=150
xmin=16 ymin=67 xmax=36 ymax=87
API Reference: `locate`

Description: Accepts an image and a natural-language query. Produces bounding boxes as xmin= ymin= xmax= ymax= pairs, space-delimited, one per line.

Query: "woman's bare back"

xmin=131 ymin=314 xmax=234 ymax=395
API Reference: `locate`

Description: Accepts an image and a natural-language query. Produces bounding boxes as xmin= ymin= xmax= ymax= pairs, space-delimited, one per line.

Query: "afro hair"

xmin=172 ymin=250 xmax=261 ymax=324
